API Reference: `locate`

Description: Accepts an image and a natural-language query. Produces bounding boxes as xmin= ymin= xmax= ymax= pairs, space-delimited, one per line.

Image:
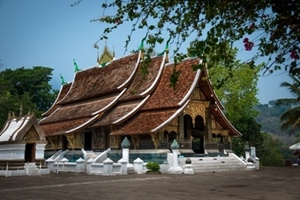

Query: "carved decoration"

xmin=184 ymin=101 xmax=209 ymax=124
xmin=22 ymin=127 xmax=39 ymax=143
xmin=190 ymin=87 xmax=201 ymax=100
xmin=110 ymin=135 xmax=120 ymax=148
xmin=65 ymin=133 xmax=75 ymax=150
xmin=150 ymin=133 xmax=161 ymax=149
xmin=46 ymin=137 xmax=55 ymax=149
xmin=131 ymin=135 xmax=140 ymax=149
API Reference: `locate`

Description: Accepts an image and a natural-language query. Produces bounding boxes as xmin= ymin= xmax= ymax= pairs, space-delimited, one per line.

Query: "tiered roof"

xmin=40 ymin=47 xmax=241 ymax=137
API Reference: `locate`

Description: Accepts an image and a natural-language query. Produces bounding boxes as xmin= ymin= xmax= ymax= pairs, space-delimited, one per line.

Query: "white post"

xmin=167 ymin=140 xmax=183 ymax=174
xmin=133 ymin=158 xmax=144 ymax=174
xmin=103 ymin=158 xmax=114 ymax=175
xmin=119 ymin=159 xmax=128 ymax=175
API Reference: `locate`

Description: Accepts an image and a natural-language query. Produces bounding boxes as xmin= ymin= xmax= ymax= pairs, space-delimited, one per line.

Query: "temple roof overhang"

xmin=0 ymin=114 xmax=47 ymax=144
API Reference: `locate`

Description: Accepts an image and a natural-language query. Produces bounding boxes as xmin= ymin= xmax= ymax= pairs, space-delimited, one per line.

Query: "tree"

xmin=0 ymin=67 xmax=58 ymax=127
xmin=92 ymin=0 xmax=300 ymax=78
xmin=259 ymin=132 xmax=284 ymax=166
xmin=209 ymin=49 xmax=261 ymax=122
xmin=206 ymin=47 xmax=266 ymax=158
xmin=275 ymin=74 xmax=300 ymax=135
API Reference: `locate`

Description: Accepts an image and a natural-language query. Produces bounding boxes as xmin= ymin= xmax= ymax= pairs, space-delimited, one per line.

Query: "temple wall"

xmin=0 ymin=144 xmax=25 ymax=160
xmin=35 ymin=143 xmax=46 ymax=160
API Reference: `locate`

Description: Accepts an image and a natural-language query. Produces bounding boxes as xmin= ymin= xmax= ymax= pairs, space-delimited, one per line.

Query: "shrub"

xmin=146 ymin=162 xmax=160 ymax=172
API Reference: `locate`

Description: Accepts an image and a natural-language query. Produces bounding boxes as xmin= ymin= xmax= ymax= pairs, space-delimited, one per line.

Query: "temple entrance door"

xmin=25 ymin=143 xmax=35 ymax=162
xmin=192 ymin=132 xmax=204 ymax=154
xmin=84 ymin=131 xmax=92 ymax=150
xmin=192 ymin=136 xmax=204 ymax=154
xmin=62 ymin=136 xmax=68 ymax=150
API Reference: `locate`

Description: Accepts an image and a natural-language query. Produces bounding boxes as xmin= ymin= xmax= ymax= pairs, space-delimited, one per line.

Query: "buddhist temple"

xmin=39 ymin=42 xmax=242 ymax=157
xmin=0 ymin=112 xmax=49 ymax=175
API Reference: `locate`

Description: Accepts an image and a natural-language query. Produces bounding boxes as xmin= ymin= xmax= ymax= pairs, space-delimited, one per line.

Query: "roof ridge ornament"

xmin=73 ymin=58 xmax=80 ymax=73
xmin=60 ymin=74 xmax=66 ymax=85
xmin=133 ymin=32 xmax=148 ymax=53
xmin=158 ymin=37 xmax=171 ymax=63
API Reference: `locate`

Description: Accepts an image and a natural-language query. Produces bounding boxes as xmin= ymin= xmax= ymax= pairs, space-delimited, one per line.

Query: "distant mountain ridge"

xmin=255 ymin=104 xmax=291 ymax=136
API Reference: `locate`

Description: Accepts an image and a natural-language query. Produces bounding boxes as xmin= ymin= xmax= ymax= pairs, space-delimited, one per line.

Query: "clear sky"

xmin=0 ymin=0 xmax=293 ymax=105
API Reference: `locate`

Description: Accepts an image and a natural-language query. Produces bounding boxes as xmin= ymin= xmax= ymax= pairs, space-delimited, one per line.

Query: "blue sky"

xmin=0 ymin=0 xmax=293 ymax=104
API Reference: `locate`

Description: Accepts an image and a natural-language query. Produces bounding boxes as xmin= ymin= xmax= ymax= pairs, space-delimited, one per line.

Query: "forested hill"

xmin=255 ymin=103 xmax=291 ymax=136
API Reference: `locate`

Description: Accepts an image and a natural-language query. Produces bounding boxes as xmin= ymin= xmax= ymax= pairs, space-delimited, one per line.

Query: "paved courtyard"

xmin=0 ymin=167 xmax=298 ymax=200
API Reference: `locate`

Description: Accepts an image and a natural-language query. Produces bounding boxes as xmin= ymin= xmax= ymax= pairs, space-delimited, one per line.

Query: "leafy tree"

xmin=92 ymin=0 xmax=300 ymax=78
xmin=274 ymin=74 xmax=300 ymax=135
xmin=0 ymin=67 xmax=58 ymax=127
xmin=209 ymin=49 xmax=261 ymax=121
xmin=259 ymin=132 xmax=284 ymax=166
xmin=207 ymin=47 xmax=267 ymax=159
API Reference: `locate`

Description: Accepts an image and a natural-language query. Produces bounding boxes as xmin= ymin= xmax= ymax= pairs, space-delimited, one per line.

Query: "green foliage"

xmin=255 ymin=103 xmax=291 ymax=135
xmin=232 ymin=137 xmax=244 ymax=157
xmin=274 ymin=74 xmax=300 ymax=135
xmin=94 ymin=0 xmax=300 ymax=78
xmin=259 ymin=132 xmax=285 ymax=166
xmin=208 ymin=47 xmax=266 ymax=159
xmin=0 ymin=66 xmax=58 ymax=127
xmin=209 ymin=49 xmax=261 ymax=121
xmin=146 ymin=161 xmax=160 ymax=172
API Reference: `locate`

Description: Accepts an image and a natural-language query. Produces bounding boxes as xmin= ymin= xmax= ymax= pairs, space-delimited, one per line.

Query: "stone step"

xmin=178 ymin=155 xmax=247 ymax=173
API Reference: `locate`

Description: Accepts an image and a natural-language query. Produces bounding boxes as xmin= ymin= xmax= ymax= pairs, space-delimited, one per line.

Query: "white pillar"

xmin=119 ymin=159 xmax=128 ymax=175
xmin=133 ymin=158 xmax=144 ymax=174
xmin=103 ymin=158 xmax=114 ymax=175
xmin=122 ymin=148 xmax=129 ymax=163
xmin=167 ymin=140 xmax=183 ymax=174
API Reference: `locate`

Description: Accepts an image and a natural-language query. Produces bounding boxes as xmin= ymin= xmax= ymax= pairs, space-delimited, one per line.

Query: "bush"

xmin=146 ymin=162 xmax=160 ymax=172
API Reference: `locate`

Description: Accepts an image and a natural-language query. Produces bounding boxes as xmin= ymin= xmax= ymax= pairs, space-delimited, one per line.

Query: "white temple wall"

xmin=35 ymin=143 xmax=46 ymax=160
xmin=0 ymin=144 xmax=25 ymax=160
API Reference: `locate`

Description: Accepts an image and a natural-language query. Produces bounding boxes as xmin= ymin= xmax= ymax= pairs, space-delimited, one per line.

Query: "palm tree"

xmin=275 ymin=74 xmax=300 ymax=135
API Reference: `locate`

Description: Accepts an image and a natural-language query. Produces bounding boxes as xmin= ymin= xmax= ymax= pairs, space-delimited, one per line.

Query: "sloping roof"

xmin=40 ymin=49 xmax=242 ymax=138
xmin=58 ymin=52 xmax=140 ymax=104
xmin=40 ymin=52 xmax=141 ymax=136
xmin=42 ymin=82 xmax=72 ymax=117
xmin=111 ymin=58 xmax=201 ymax=135
xmin=198 ymin=66 xmax=224 ymax=110
xmin=91 ymin=54 xmax=166 ymax=127
xmin=210 ymin=104 xmax=242 ymax=136
xmin=199 ymin=66 xmax=241 ymax=136
xmin=0 ymin=114 xmax=46 ymax=144
xmin=40 ymin=117 xmax=94 ymax=136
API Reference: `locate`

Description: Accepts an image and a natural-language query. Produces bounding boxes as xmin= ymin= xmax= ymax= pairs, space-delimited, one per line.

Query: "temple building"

xmin=39 ymin=42 xmax=241 ymax=156
xmin=0 ymin=111 xmax=48 ymax=174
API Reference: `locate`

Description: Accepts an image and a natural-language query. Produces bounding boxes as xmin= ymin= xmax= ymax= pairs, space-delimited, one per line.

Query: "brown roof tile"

xmin=142 ymin=58 xmax=200 ymax=110
xmin=111 ymin=58 xmax=200 ymax=136
xmin=90 ymin=100 xmax=142 ymax=127
xmin=40 ymin=118 xmax=91 ymax=136
xmin=40 ymin=96 xmax=116 ymax=124
xmin=59 ymin=53 xmax=139 ymax=104
xmin=42 ymin=82 xmax=72 ymax=117
xmin=91 ymin=56 xmax=165 ymax=127
xmin=111 ymin=109 xmax=178 ymax=135
xmin=119 ymin=56 xmax=164 ymax=101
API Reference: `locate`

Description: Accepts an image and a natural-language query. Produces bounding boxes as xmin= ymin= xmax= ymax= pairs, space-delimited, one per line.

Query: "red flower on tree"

xmin=243 ymin=38 xmax=254 ymax=51
xmin=290 ymin=50 xmax=299 ymax=60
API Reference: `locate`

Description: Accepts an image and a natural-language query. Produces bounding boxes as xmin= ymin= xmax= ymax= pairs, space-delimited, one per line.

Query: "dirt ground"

xmin=0 ymin=166 xmax=299 ymax=200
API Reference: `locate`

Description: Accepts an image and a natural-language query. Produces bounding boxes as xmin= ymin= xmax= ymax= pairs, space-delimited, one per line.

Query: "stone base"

xmin=167 ymin=165 xmax=183 ymax=174
xmin=183 ymin=164 xmax=194 ymax=174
